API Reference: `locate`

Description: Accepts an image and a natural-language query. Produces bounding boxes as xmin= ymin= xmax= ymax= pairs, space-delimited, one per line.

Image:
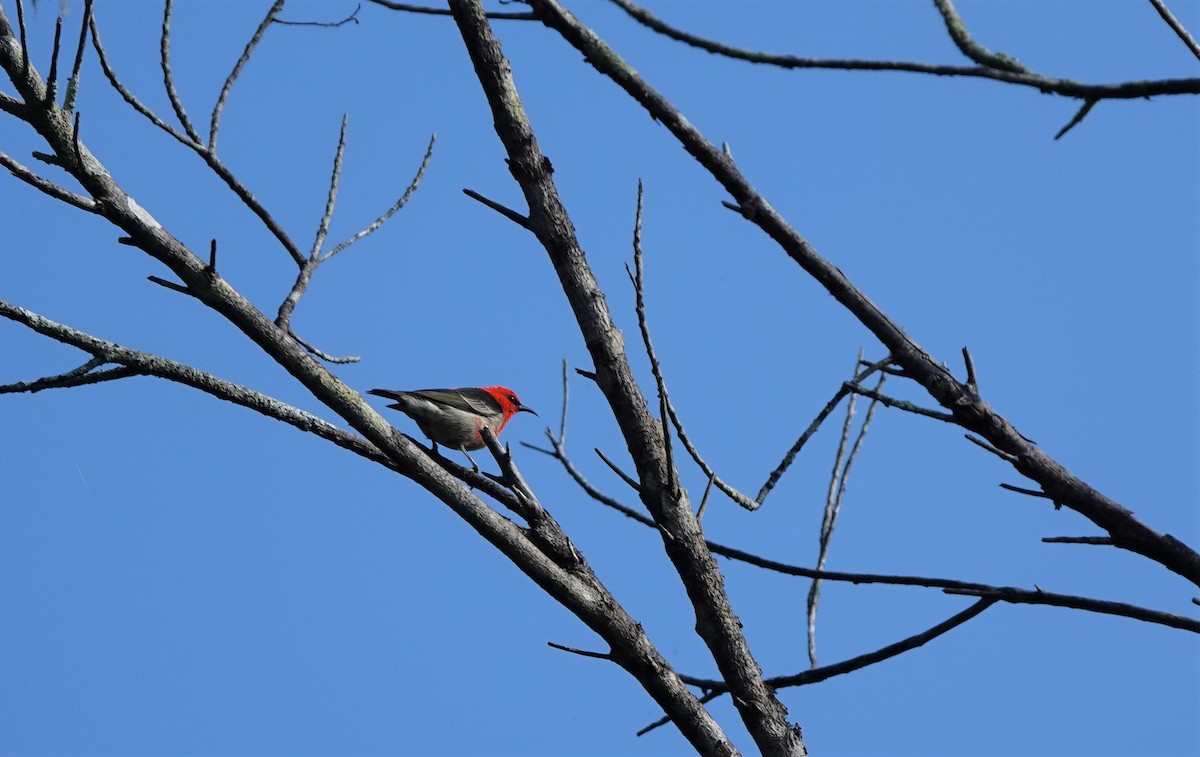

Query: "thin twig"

xmin=1147 ymin=0 xmax=1200 ymax=61
xmin=462 ymin=187 xmax=530 ymax=229
xmin=44 ymin=17 xmax=63 ymax=104
xmin=275 ymin=3 xmax=362 ymax=27
xmin=943 ymin=586 xmax=1200 ymax=633
xmin=808 ymin=352 xmax=884 ymax=668
xmin=696 ymin=473 xmax=714 ymax=520
xmin=558 ymin=358 xmax=569 ymax=445
xmin=639 ymin=599 xmax=997 ymax=735
xmin=998 ymin=482 xmax=1052 ymax=499
xmin=89 ymin=14 xmax=193 ymax=146
xmin=369 ymin=0 xmax=537 ymax=20
xmin=323 ymin=132 xmax=436 ymax=260
xmin=210 ymin=0 xmax=285 ymax=152
xmin=965 ymin=433 xmax=1019 ymax=462
xmin=0 ymin=151 xmax=96 ymax=211
xmin=605 ymin=0 xmax=1200 ymax=100
xmin=1054 ymin=99 xmax=1098 ymax=140
xmin=932 ymin=0 xmax=1027 ymax=73
xmin=15 ymin=0 xmax=28 ymax=75
xmin=146 ymin=275 xmax=192 ymax=296
xmin=0 ymin=356 xmax=106 ymax=393
xmin=843 ymin=384 xmax=956 ymax=422
xmin=960 ymin=346 xmax=978 ymax=394
xmin=289 ymin=328 xmax=361 ymax=364
xmin=63 ymin=0 xmax=93 ymax=112
xmin=626 ymin=180 xmax=759 ymax=510
xmin=756 ymin=355 xmax=893 ymax=504
xmin=1042 ymin=536 xmax=1115 ymax=546
xmin=536 ymin=428 xmax=1200 ymax=636
xmin=594 ymin=447 xmax=640 ymax=492
xmin=546 ymin=641 xmax=612 ymax=660
xmin=311 ymin=114 xmax=349 ymax=260
xmin=160 ymin=0 xmax=202 ymax=143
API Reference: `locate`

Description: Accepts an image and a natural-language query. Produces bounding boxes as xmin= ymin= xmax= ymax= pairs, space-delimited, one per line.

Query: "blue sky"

xmin=2 ymin=1 xmax=1197 ymax=754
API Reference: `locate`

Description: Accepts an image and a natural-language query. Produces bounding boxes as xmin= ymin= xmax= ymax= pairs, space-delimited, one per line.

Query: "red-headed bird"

xmin=368 ymin=386 xmax=537 ymax=469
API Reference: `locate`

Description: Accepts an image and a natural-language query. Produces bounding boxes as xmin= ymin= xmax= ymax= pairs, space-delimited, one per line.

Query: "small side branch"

xmin=0 ymin=151 xmax=96 ymax=211
xmin=62 ymin=0 xmax=93 ymax=112
xmin=755 ymin=355 xmax=893 ymax=505
xmin=932 ymin=0 xmax=1028 ymax=73
xmin=1054 ymin=99 xmax=1098 ymax=140
xmin=546 ymin=641 xmax=612 ymax=660
xmin=463 ymin=187 xmax=531 ymax=229
xmin=639 ymin=598 xmax=996 ymax=735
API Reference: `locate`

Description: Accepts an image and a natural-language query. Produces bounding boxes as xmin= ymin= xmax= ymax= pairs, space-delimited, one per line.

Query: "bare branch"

xmin=756 ymin=356 xmax=893 ymax=504
xmin=323 ymin=132 xmax=436 ymax=260
xmin=275 ymin=3 xmax=362 ymax=27
xmin=89 ymin=13 xmax=194 ymax=146
xmin=14 ymin=0 xmax=27 ymax=76
xmin=1042 ymin=536 xmax=1115 ymax=546
xmin=1147 ymin=0 xmax=1200 ymax=61
xmin=537 ymin=425 xmax=1199 ymax=637
xmin=44 ymin=16 xmax=62 ymax=104
xmin=0 ymin=151 xmax=96 ymax=211
xmin=0 ymin=298 xmax=385 ymax=466
xmin=640 ymin=599 xmax=997 ymax=736
xmin=447 ymin=5 xmax=781 ymax=748
xmin=594 ymin=447 xmax=641 ymax=492
xmin=808 ymin=353 xmax=884 ymax=668
xmin=210 ymin=0 xmax=285 ymax=152
xmin=625 ymin=179 xmax=760 ymax=510
xmin=62 ymin=0 xmax=93 ymax=112
xmin=462 ymin=187 xmax=530 ymax=229
xmin=558 ymin=358 xmax=569 ymax=445
xmin=843 ymin=383 xmax=956 ymax=422
xmin=604 ymin=0 xmax=1200 ymax=101
xmin=546 ymin=641 xmax=612 ymax=660
xmin=998 ymin=482 xmax=1053 ymax=499
xmin=288 ymin=328 xmax=361 ymax=364
xmin=311 ymin=114 xmax=349 ymax=260
xmin=943 ymin=586 xmax=1200 ymax=633
xmin=0 ymin=356 xmax=108 ymax=393
xmin=932 ymin=0 xmax=1027 ymax=73
xmin=160 ymin=0 xmax=202 ymax=143
xmin=1054 ymin=99 xmax=1098 ymax=140
xmin=964 ymin=433 xmax=1019 ymax=462
xmin=369 ymin=0 xmax=536 ymax=20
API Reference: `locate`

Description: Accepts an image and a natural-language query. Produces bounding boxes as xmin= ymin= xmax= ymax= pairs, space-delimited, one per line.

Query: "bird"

xmin=367 ymin=386 xmax=537 ymax=470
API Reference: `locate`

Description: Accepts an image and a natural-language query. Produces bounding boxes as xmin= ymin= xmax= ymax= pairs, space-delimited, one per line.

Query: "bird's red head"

xmin=481 ymin=386 xmax=538 ymax=427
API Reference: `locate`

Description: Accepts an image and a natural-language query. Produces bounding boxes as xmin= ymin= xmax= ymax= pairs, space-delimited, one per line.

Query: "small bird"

xmin=368 ymin=386 xmax=537 ymax=469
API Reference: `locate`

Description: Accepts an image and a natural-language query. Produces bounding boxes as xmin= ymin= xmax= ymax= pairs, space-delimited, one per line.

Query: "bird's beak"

xmin=517 ymin=404 xmax=538 ymax=417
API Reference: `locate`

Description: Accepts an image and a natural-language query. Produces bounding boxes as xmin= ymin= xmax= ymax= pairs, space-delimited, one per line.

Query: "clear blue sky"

xmin=2 ymin=1 xmax=1197 ymax=755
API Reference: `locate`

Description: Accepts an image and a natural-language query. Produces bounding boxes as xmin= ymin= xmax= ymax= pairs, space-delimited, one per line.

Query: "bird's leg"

xmin=460 ymin=446 xmax=480 ymax=474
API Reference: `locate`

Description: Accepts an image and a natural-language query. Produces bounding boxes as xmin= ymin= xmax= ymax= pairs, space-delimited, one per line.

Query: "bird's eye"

xmin=508 ymin=394 xmax=518 ymax=403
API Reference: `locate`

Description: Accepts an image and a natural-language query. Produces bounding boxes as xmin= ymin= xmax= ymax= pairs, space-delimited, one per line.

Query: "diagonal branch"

xmin=528 ymin=0 xmax=1200 ymax=588
xmin=1147 ymin=0 xmax=1200 ymax=62
xmin=210 ymin=0 xmax=285 ymax=152
xmin=447 ymin=2 xmax=796 ymax=753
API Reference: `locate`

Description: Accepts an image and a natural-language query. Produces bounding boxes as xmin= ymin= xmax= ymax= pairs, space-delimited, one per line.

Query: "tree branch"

xmin=527 ymin=0 xmax=1200 ymax=588
xmin=605 ymin=0 xmax=1200 ymax=101
xmin=447 ymin=1 xmax=800 ymax=753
